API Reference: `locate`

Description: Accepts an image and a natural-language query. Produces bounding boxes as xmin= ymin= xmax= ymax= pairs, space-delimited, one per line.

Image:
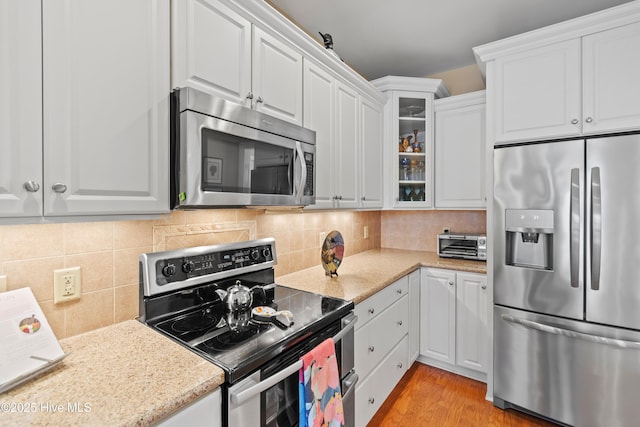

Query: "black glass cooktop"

xmin=150 ymin=284 xmax=352 ymax=384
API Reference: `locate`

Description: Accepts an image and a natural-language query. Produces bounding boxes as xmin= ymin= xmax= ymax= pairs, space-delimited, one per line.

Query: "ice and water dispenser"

xmin=505 ymin=209 xmax=554 ymax=270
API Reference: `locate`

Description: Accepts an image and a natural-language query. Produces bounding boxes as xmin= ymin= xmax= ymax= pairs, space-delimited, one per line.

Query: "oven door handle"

xmin=229 ymin=315 xmax=357 ymax=406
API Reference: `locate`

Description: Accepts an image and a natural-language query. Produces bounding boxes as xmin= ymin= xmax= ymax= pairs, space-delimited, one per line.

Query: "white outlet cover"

xmin=54 ymin=267 xmax=81 ymax=304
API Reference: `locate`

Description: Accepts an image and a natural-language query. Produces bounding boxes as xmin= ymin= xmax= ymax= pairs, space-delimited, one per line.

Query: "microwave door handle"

xmin=294 ymin=141 xmax=306 ymax=203
xmin=229 ymin=319 xmax=356 ymax=405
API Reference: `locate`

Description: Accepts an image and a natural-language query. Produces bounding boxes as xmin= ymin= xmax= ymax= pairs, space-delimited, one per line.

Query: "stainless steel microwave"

xmin=170 ymin=87 xmax=316 ymax=208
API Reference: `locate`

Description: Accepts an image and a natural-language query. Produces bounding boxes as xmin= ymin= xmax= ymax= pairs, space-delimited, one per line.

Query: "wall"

xmin=0 ymin=209 xmax=380 ymax=339
xmin=381 ymin=210 xmax=486 ymax=252
xmin=428 ymin=64 xmax=485 ymax=96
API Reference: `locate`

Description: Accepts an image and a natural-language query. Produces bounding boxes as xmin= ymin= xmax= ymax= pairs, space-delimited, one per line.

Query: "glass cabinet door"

xmin=395 ymin=94 xmax=431 ymax=207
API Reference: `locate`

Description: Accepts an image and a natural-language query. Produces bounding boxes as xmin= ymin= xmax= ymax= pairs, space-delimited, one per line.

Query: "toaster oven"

xmin=438 ymin=233 xmax=487 ymax=261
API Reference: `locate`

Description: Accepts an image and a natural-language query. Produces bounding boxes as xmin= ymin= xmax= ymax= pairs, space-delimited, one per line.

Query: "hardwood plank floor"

xmin=367 ymin=363 xmax=556 ymax=427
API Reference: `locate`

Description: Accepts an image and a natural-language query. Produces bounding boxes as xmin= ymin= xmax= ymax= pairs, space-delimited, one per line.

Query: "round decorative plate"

xmin=321 ymin=230 xmax=344 ymax=277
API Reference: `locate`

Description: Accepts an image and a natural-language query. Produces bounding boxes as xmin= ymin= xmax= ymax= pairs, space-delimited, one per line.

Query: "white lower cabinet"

xmin=354 ymin=276 xmax=409 ymax=427
xmin=419 ymin=268 xmax=488 ymax=382
xmin=157 ymin=388 xmax=221 ymax=427
xmin=355 ymin=335 xmax=408 ymax=427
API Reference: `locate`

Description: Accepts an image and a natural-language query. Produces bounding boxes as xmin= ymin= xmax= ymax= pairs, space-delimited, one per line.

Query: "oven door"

xmin=227 ymin=314 xmax=357 ymax=427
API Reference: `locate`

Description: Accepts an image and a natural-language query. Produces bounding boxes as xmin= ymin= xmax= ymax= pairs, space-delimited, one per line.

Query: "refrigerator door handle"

xmin=591 ymin=167 xmax=602 ymax=290
xmin=501 ymin=314 xmax=640 ymax=350
xmin=570 ymin=168 xmax=581 ymax=288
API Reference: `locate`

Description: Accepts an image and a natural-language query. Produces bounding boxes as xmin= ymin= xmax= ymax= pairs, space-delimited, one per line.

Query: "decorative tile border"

xmin=152 ymin=221 xmax=257 ymax=252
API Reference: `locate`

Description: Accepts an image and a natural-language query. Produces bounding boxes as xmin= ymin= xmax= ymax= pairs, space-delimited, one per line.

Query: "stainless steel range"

xmin=138 ymin=238 xmax=357 ymax=427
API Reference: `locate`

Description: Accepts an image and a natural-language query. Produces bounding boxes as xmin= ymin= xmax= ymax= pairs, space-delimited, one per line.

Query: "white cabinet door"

xmin=157 ymin=388 xmax=221 ymax=427
xmin=252 ymin=27 xmax=303 ymax=125
xmin=334 ymin=81 xmax=360 ymax=208
xmin=435 ymin=92 xmax=486 ymax=208
xmin=455 ymin=272 xmax=488 ymax=373
xmin=408 ymin=269 xmax=421 ymax=364
xmin=583 ymin=21 xmax=640 ymax=135
xmin=171 ymin=0 xmax=251 ymax=107
xmin=360 ymin=96 xmax=383 ymax=209
xmin=494 ymin=39 xmax=581 ymax=143
xmin=303 ymin=61 xmax=335 ymax=209
xmin=0 ymin=0 xmax=43 ymax=218
xmin=420 ymin=268 xmax=456 ymax=365
xmin=43 ymin=0 xmax=170 ymax=216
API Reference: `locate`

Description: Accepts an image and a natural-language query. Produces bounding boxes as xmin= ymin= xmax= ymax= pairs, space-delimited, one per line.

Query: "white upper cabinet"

xmin=1 ymin=0 xmax=169 ymax=220
xmin=475 ymin=2 xmax=640 ymax=144
xmin=303 ymin=61 xmax=335 ymax=209
xmin=43 ymin=0 xmax=170 ymax=216
xmin=493 ymin=40 xmax=581 ymax=143
xmin=435 ymin=91 xmax=486 ymax=209
xmin=252 ymin=27 xmax=303 ymax=124
xmin=371 ymin=76 xmax=449 ymax=210
xmin=582 ymin=21 xmax=640 ymax=135
xmin=360 ymin=96 xmax=384 ymax=209
xmin=304 ymin=60 xmax=384 ymax=210
xmin=0 ymin=0 xmax=43 ymax=218
xmin=172 ymin=0 xmax=303 ymax=125
xmin=334 ymin=81 xmax=360 ymax=209
xmin=171 ymin=0 xmax=252 ymax=106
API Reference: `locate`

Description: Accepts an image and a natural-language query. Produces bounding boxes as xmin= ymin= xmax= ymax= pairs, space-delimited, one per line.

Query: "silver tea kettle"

xmin=216 ymin=280 xmax=263 ymax=312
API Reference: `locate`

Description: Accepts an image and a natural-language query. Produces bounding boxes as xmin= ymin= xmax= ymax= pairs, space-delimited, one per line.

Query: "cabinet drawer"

xmin=355 ymin=295 xmax=409 ymax=380
xmin=355 ymin=275 xmax=409 ymax=330
xmin=355 ymin=335 xmax=409 ymax=427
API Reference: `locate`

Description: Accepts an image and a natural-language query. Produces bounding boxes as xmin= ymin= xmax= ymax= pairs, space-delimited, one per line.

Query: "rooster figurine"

xmin=319 ymin=32 xmax=343 ymax=62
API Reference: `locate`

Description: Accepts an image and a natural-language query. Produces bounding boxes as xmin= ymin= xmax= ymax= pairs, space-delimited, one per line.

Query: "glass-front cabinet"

xmin=372 ymin=76 xmax=448 ymax=209
xmin=396 ymin=94 xmax=430 ymax=206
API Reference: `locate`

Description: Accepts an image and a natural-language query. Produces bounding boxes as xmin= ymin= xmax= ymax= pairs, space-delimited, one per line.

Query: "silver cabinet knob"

xmin=246 ymin=92 xmax=253 ymax=100
xmin=52 ymin=183 xmax=67 ymax=193
xmin=585 ymin=117 xmax=593 ymax=123
xmin=448 ymin=281 xmax=454 ymax=286
xmin=396 ymin=289 xmax=402 ymax=294
xmin=481 ymin=285 xmax=487 ymax=290
xmin=397 ymin=320 xmax=403 ymax=326
xmin=361 ymin=196 xmax=366 ymax=201
xmin=571 ymin=118 xmax=579 ymax=124
xmin=397 ymin=363 xmax=403 ymax=369
xmin=368 ymin=397 xmax=375 ymax=404
xmin=368 ymin=308 xmax=375 ymax=314
xmin=256 ymin=96 xmax=264 ymax=104
xmin=23 ymin=181 xmax=40 ymax=192
xmin=368 ymin=346 xmax=375 ymax=352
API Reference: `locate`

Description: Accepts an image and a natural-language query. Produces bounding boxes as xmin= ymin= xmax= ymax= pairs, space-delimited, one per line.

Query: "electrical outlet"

xmin=54 ymin=267 xmax=81 ymax=304
xmin=0 ymin=275 xmax=6 ymax=293
xmin=363 ymin=226 xmax=369 ymax=239
xmin=319 ymin=231 xmax=327 ymax=248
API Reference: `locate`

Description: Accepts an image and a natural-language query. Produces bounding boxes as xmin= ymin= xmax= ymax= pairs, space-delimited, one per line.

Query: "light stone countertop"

xmin=276 ymin=248 xmax=487 ymax=304
xmin=0 ymin=249 xmax=483 ymax=427
xmin=0 ymin=320 xmax=224 ymax=427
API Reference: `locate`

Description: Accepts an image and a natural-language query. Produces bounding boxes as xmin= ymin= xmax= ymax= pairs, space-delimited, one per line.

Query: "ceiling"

xmin=267 ymin=0 xmax=633 ymax=80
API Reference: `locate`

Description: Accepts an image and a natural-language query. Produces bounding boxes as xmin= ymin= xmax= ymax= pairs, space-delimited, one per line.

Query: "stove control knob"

xmin=262 ymin=247 xmax=271 ymax=259
xmin=182 ymin=261 xmax=195 ymax=273
xmin=251 ymin=249 xmax=260 ymax=261
xmin=162 ymin=263 xmax=176 ymax=277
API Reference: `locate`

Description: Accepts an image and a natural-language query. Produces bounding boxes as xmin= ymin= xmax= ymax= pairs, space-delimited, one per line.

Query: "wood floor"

xmin=367 ymin=363 xmax=556 ymax=427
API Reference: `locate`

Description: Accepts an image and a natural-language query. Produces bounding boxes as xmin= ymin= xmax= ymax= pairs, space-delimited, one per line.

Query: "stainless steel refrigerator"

xmin=493 ymin=133 xmax=640 ymax=426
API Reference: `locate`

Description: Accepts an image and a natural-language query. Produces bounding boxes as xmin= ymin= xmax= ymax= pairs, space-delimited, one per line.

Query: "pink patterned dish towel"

xmin=299 ymin=338 xmax=345 ymax=427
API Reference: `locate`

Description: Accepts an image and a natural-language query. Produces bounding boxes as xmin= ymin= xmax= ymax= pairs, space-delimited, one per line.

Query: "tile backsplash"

xmin=0 ymin=209 xmax=381 ymax=339
xmin=0 ymin=208 xmax=484 ymax=339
